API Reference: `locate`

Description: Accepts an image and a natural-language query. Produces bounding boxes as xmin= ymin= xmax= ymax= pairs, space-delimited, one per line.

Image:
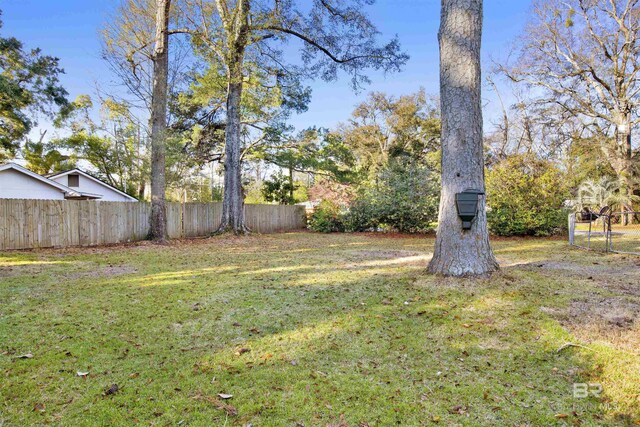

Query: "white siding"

xmin=0 ymin=169 xmax=66 ymax=200
xmin=50 ymin=174 xmax=135 ymax=202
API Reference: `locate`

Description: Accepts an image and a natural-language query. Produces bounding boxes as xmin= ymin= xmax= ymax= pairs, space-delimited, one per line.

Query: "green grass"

xmin=1 ymin=233 xmax=639 ymax=426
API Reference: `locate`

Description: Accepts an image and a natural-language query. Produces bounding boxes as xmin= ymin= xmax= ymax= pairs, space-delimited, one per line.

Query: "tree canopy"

xmin=0 ymin=11 xmax=69 ymax=161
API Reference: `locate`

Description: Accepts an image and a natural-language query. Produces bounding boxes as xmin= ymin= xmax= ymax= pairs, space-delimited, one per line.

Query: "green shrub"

xmin=486 ymin=154 xmax=569 ymax=236
xmin=342 ymin=198 xmax=378 ymax=232
xmin=309 ymin=200 xmax=345 ymax=233
xmin=343 ymin=159 xmax=440 ymax=233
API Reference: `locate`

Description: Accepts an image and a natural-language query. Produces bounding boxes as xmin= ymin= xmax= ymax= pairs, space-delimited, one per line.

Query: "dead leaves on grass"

xmin=193 ymin=393 xmax=238 ymax=417
xmin=103 ymin=383 xmax=119 ymax=396
xmin=235 ymin=347 xmax=251 ymax=356
xmin=15 ymin=353 xmax=33 ymax=359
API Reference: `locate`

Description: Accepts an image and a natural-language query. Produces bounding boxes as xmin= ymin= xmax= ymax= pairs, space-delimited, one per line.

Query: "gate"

xmin=569 ymin=211 xmax=640 ymax=255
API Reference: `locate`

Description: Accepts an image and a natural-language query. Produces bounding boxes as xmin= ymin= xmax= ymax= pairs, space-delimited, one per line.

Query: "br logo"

xmin=573 ymin=383 xmax=603 ymax=398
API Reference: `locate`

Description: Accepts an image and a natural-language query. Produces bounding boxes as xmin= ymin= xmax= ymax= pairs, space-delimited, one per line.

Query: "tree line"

xmin=1 ymin=0 xmax=639 ymax=275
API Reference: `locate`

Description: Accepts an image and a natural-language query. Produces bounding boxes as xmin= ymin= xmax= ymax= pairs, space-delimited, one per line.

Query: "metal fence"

xmin=569 ymin=212 xmax=640 ymax=255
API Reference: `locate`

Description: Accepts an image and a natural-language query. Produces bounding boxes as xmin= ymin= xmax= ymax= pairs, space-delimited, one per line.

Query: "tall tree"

xmin=53 ymin=96 xmax=149 ymax=199
xmin=103 ymin=0 xmax=193 ymax=237
xmin=428 ymin=0 xmax=498 ymax=276
xmin=0 ymin=11 xmax=68 ymax=161
xmin=23 ymin=132 xmax=76 ymax=175
xmin=259 ymin=127 xmax=356 ymax=190
xmin=501 ymin=0 xmax=640 ymax=215
xmin=181 ymin=0 xmax=408 ymax=234
xmin=339 ymin=89 xmax=441 ymax=177
xmin=149 ymin=0 xmax=171 ymax=241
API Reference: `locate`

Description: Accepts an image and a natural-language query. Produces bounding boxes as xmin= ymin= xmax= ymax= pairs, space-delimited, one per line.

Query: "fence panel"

xmin=569 ymin=211 xmax=640 ymax=255
xmin=182 ymin=203 xmax=222 ymax=237
xmin=0 ymin=199 xmax=307 ymax=250
xmin=244 ymin=204 xmax=307 ymax=233
xmin=608 ymin=212 xmax=640 ymax=255
xmin=166 ymin=203 xmax=183 ymax=239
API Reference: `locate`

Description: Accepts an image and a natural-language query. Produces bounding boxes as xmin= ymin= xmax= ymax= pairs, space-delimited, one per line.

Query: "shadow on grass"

xmin=1 ymin=235 xmax=638 ymax=425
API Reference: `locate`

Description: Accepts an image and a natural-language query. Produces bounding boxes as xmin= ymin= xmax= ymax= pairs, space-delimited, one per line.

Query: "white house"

xmin=0 ymin=163 xmax=137 ymax=202
xmin=47 ymin=169 xmax=137 ymax=202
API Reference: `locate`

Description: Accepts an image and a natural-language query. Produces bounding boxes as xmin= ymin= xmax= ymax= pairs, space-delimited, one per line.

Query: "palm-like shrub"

xmin=575 ymin=177 xmax=639 ymax=213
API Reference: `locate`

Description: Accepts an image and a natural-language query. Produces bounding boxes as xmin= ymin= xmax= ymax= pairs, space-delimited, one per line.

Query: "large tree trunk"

xmin=149 ymin=0 xmax=171 ymax=242
xmin=615 ymin=117 xmax=634 ymax=225
xmin=428 ymin=0 xmax=498 ymax=276
xmin=216 ymin=1 xmax=250 ymax=234
xmin=216 ymin=74 xmax=249 ymax=234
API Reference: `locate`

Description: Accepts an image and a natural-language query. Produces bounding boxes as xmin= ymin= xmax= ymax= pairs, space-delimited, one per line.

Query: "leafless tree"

xmin=500 ymin=0 xmax=640 ymax=214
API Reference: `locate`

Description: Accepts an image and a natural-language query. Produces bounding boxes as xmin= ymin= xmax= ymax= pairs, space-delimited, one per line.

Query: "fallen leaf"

xmin=16 ymin=353 xmax=33 ymax=359
xmin=462 ymin=324 xmax=471 ymax=328
xmin=449 ymin=405 xmax=466 ymax=415
xmin=76 ymin=371 xmax=89 ymax=378
xmin=431 ymin=415 xmax=441 ymax=423
xmin=235 ymin=348 xmax=251 ymax=356
xmin=326 ymin=414 xmax=347 ymax=427
xmin=104 ymin=384 xmax=119 ymax=396
xmin=129 ymin=372 xmax=140 ymax=378
xmin=218 ymin=393 xmax=233 ymax=399
xmin=260 ymin=353 xmax=273 ymax=360
xmin=33 ymin=403 xmax=46 ymax=413
xmin=194 ymin=394 xmax=237 ymax=416
xmin=555 ymin=413 xmax=569 ymax=419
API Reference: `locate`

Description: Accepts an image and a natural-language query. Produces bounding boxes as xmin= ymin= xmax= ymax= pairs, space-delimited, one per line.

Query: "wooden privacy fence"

xmin=0 ymin=199 xmax=307 ymax=250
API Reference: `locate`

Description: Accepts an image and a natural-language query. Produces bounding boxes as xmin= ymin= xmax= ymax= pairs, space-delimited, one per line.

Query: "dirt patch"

xmin=356 ymin=232 xmax=435 ymax=239
xmin=512 ymin=260 xmax=640 ymax=276
xmin=554 ymin=296 xmax=640 ymax=353
xmin=568 ymin=297 xmax=640 ymax=329
xmin=507 ymin=259 xmax=640 ymax=296
xmin=64 ymin=264 xmax=139 ymax=280
xmin=348 ymin=250 xmax=423 ymax=260
xmin=0 ymin=261 xmax=81 ymax=278
xmin=341 ymin=249 xmax=430 ymax=270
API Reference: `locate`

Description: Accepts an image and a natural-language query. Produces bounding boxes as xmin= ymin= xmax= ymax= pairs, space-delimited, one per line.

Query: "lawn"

xmin=1 ymin=233 xmax=639 ymax=426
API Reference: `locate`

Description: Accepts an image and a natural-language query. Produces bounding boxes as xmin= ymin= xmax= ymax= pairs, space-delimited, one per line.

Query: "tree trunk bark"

xmin=289 ymin=166 xmax=294 ymax=204
xmin=216 ymin=1 xmax=250 ymax=234
xmin=616 ymin=119 xmax=633 ymax=225
xmin=138 ymin=181 xmax=146 ymax=201
xmin=149 ymin=0 xmax=171 ymax=242
xmin=216 ymin=74 xmax=249 ymax=234
xmin=428 ymin=0 xmax=499 ymax=276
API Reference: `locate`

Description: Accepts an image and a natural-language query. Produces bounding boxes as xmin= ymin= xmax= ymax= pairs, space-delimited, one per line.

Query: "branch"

xmin=262 ymin=26 xmax=373 ymax=64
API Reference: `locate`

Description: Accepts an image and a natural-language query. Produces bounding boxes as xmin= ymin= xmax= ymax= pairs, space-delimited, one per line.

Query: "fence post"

xmin=568 ymin=213 xmax=575 ymax=246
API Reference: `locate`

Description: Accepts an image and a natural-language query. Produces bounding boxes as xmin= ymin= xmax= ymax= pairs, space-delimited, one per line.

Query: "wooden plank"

xmin=0 ymin=199 xmax=307 ymax=250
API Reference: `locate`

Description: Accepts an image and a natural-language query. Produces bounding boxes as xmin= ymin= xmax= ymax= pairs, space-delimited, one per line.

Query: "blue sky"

xmin=1 ymin=0 xmax=532 ymax=133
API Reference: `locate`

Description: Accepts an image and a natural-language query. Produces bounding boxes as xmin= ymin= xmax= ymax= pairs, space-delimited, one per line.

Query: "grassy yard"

xmin=1 ymin=233 xmax=639 ymax=426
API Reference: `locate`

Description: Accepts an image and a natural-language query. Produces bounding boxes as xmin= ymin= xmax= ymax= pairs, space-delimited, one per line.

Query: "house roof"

xmin=0 ymin=162 xmax=79 ymax=196
xmin=47 ymin=168 xmax=138 ymax=201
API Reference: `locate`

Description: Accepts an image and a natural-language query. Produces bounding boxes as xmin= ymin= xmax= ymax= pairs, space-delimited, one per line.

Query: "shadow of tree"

xmin=1 ymin=234 xmax=638 ymax=425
